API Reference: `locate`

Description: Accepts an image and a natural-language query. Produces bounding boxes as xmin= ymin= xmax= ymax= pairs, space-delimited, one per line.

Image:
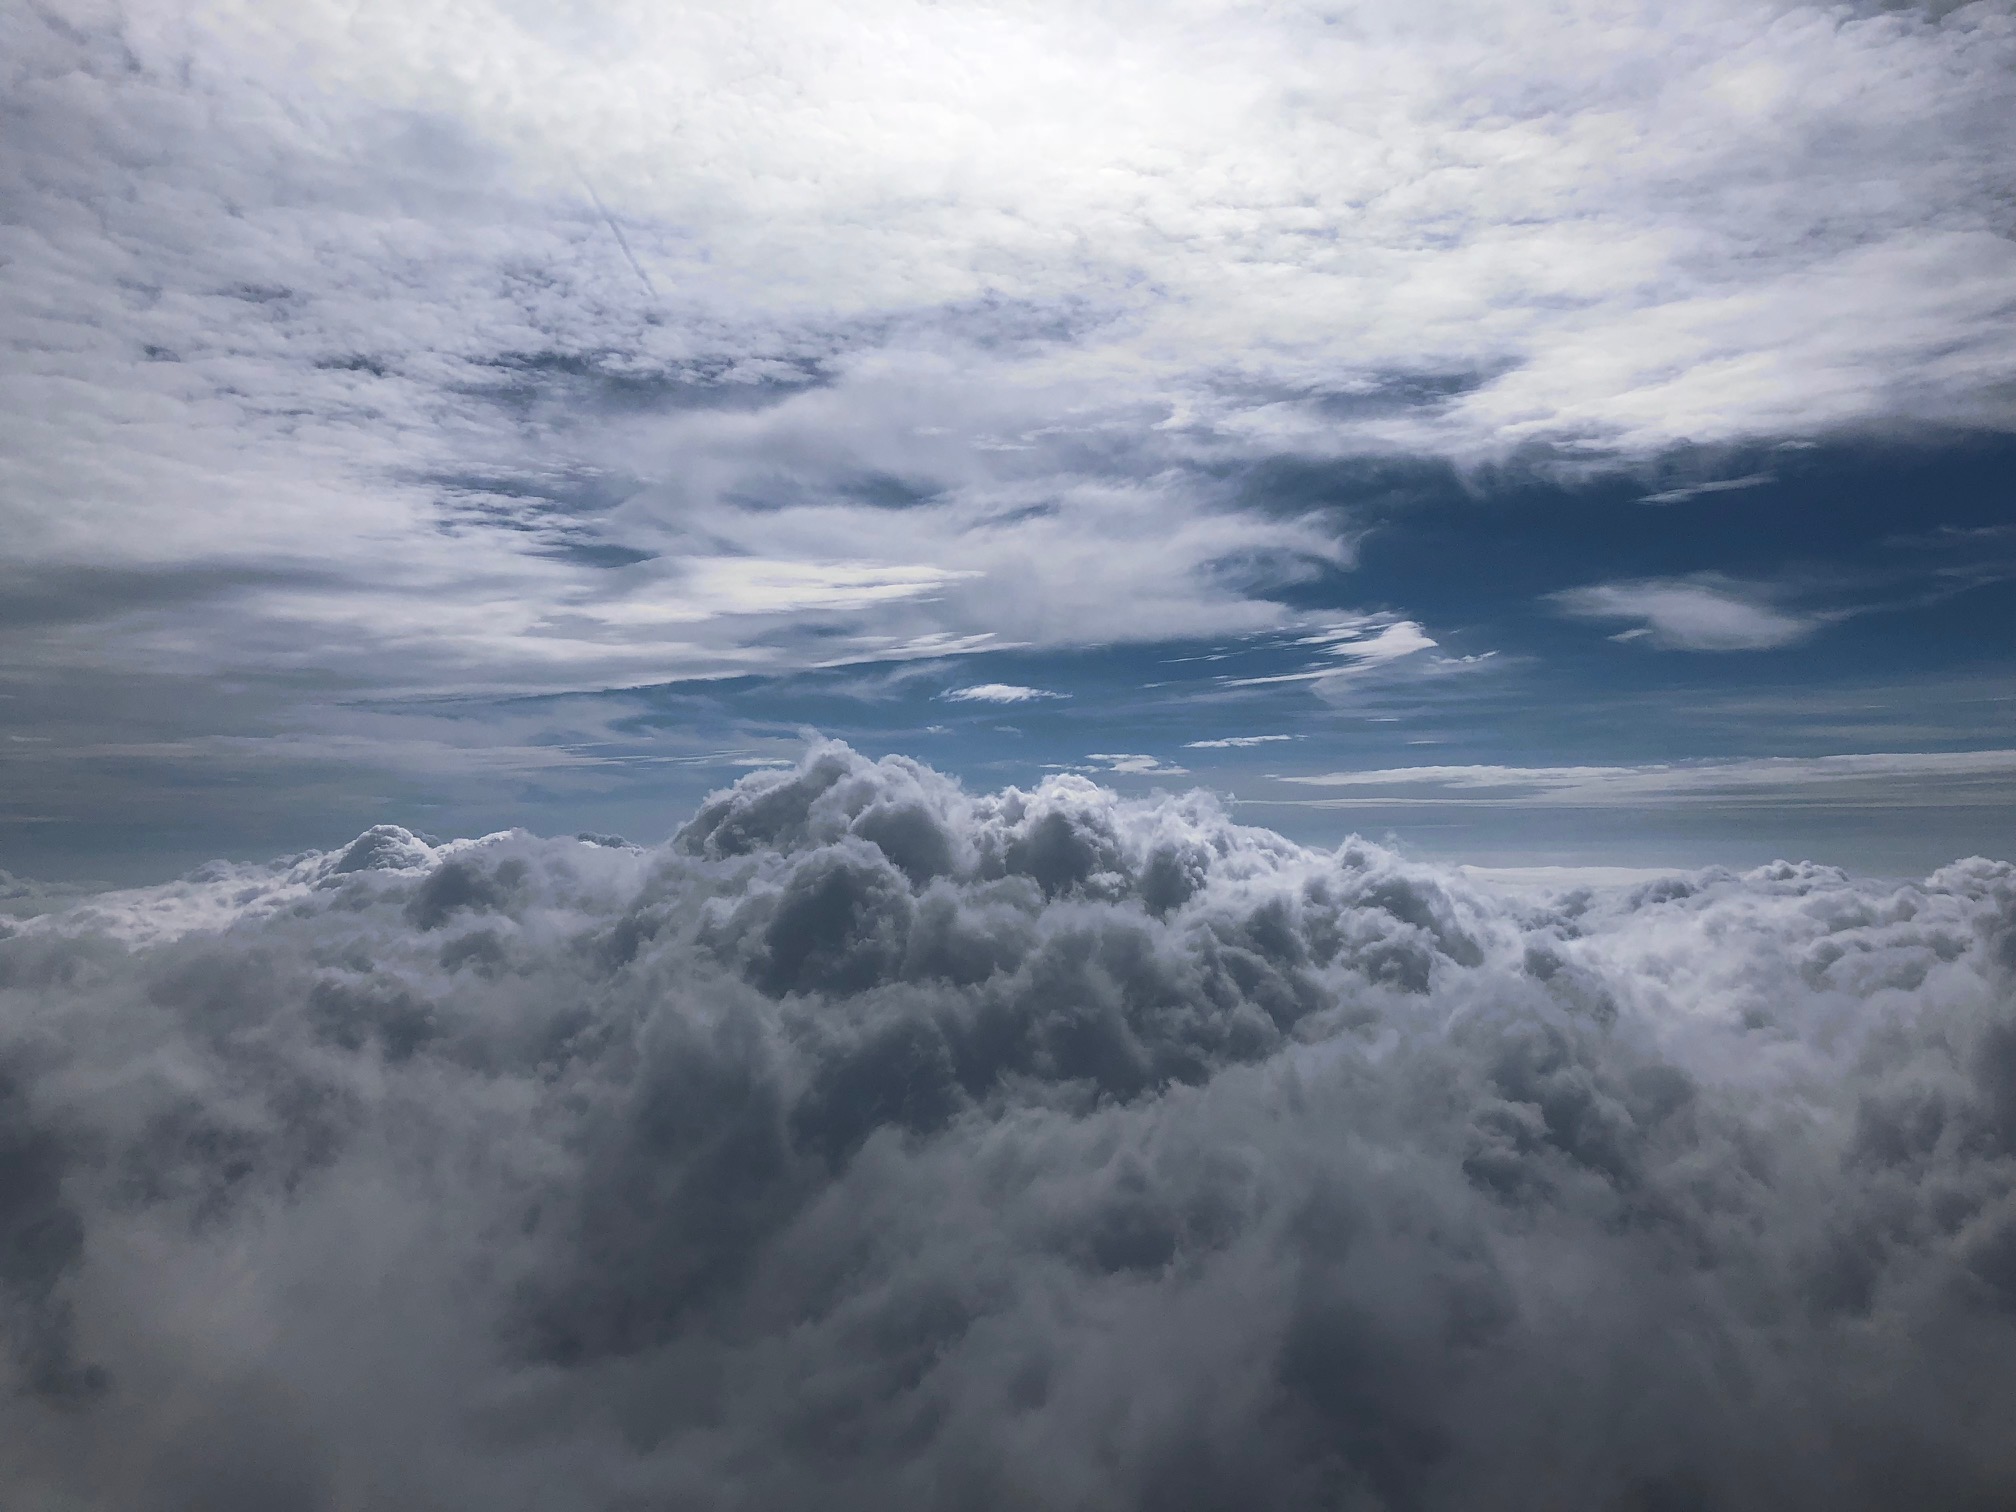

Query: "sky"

xmin=4 ymin=0 xmax=2015 ymax=882
xmin=7 ymin=8 xmax=2016 ymax=1504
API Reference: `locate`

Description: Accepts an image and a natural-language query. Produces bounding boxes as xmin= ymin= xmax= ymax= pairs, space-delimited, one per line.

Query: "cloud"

xmin=1306 ymin=620 xmax=1442 ymax=666
xmin=3 ymin=0 xmax=2014 ymax=765
xmin=0 ymin=869 xmax=94 ymax=921
xmin=1085 ymin=753 xmax=1190 ymax=775
xmin=1277 ymin=748 xmax=2016 ymax=806
xmin=2 ymin=742 xmax=2014 ymax=1506
xmin=1551 ymin=576 xmax=1823 ymax=650
xmin=1186 ymin=735 xmax=1296 ymax=749
xmin=1638 ymin=472 xmax=1775 ymax=505
xmin=1225 ymin=619 xmax=1441 ymax=687
xmin=584 ymin=560 xmax=980 ymax=624
xmin=243 ymin=0 xmax=2016 ymax=460
xmin=940 ymin=683 xmax=1064 ymax=704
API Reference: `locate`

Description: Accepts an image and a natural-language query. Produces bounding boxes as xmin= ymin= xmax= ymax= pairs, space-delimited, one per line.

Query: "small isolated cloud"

xmin=1551 ymin=577 xmax=1820 ymax=651
xmin=1086 ymin=753 xmax=1189 ymax=775
xmin=1304 ymin=619 xmax=1440 ymax=666
xmin=1226 ymin=619 xmax=1440 ymax=687
xmin=1638 ymin=472 xmax=1774 ymax=505
xmin=941 ymin=683 xmax=1064 ymax=704
xmin=1186 ymin=734 xmax=1295 ymax=749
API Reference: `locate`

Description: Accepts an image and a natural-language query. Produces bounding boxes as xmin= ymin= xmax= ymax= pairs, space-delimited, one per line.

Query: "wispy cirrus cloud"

xmin=1222 ymin=618 xmax=1441 ymax=687
xmin=1085 ymin=752 xmax=1189 ymax=775
xmin=1638 ymin=472 xmax=1775 ymax=505
xmin=941 ymin=683 xmax=1064 ymax=704
xmin=1275 ymin=748 xmax=2016 ymax=807
xmin=1550 ymin=576 xmax=1825 ymax=651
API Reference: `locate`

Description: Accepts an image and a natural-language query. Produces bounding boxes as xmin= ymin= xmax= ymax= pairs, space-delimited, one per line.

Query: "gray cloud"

xmin=1 ymin=743 xmax=2014 ymax=1507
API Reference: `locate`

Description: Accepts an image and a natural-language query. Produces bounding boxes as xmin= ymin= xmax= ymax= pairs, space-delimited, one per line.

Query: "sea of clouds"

xmin=2 ymin=743 xmax=2014 ymax=1509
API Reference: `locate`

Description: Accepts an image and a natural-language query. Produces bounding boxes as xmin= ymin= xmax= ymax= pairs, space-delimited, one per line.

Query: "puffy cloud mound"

xmin=2 ymin=744 xmax=2015 ymax=1509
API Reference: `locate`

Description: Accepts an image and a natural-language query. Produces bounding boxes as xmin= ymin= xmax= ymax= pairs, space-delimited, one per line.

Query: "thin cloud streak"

xmin=941 ymin=683 xmax=1065 ymax=704
xmin=1274 ymin=749 xmax=2016 ymax=808
xmin=1550 ymin=577 xmax=1824 ymax=651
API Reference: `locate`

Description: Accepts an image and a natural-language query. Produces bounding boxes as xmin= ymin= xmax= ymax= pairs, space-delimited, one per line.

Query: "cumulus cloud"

xmin=2 ymin=742 xmax=2015 ymax=1508
xmin=1551 ymin=576 xmax=1824 ymax=650
xmin=0 ymin=869 xmax=94 ymax=921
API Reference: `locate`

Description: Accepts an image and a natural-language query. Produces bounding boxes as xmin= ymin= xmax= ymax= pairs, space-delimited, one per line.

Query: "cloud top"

xmin=3 ymin=743 xmax=2015 ymax=1507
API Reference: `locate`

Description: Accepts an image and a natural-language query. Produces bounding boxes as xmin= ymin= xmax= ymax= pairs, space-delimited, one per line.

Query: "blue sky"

xmin=3 ymin=0 xmax=2013 ymax=880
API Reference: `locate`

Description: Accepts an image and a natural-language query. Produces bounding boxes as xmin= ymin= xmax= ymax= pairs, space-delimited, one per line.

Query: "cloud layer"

xmin=3 ymin=744 xmax=2015 ymax=1508
xmin=5 ymin=0 xmax=2015 ymax=714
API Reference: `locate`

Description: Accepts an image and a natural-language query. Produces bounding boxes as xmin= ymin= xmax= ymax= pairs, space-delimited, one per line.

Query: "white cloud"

xmin=941 ymin=683 xmax=1063 ymax=703
xmin=1301 ymin=620 xmax=1442 ymax=665
xmin=1225 ymin=619 xmax=1441 ymax=686
xmin=1185 ymin=734 xmax=1295 ymax=748
xmin=1277 ymin=748 xmax=2016 ymax=806
xmin=1638 ymin=472 xmax=1774 ymax=505
xmin=1085 ymin=752 xmax=1189 ymax=775
xmin=586 ymin=560 xmax=979 ymax=625
xmin=1551 ymin=577 xmax=1823 ymax=650
xmin=205 ymin=0 xmax=2016 ymax=456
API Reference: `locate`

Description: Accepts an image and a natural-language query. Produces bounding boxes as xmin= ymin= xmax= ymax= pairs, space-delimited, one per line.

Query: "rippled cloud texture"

xmin=4 ymin=746 xmax=2015 ymax=1509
